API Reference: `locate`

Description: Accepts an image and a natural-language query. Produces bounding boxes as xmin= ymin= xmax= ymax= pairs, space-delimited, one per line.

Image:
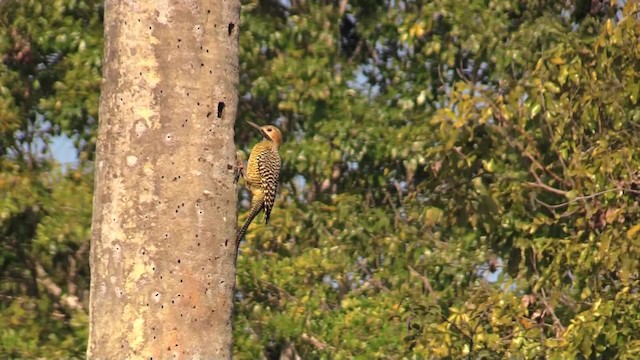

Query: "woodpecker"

xmin=235 ymin=121 xmax=282 ymax=256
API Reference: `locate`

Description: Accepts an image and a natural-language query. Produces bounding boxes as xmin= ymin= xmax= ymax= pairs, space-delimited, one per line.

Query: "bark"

xmin=88 ymin=1 xmax=240 ymax=358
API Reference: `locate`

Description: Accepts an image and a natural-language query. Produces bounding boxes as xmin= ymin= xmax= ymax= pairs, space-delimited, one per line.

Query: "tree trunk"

xmin=88 ymin=1 xmax=240 ymax=358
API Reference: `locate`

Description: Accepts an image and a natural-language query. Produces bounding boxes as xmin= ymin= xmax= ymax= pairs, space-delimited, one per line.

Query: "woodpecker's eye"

xmin=267 ymin=128 xmax=272 ymax=132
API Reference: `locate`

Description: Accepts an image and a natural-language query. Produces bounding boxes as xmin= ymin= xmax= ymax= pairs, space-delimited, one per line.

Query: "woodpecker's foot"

xmin=234 ymin=156 xmax=244 ymax=184
xmin=234 ymin=167 xmax=243 ymax=184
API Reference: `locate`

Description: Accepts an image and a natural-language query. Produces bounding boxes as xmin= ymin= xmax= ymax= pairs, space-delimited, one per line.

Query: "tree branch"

xmin=540 ymin=288 xmax=565 ymax=338
xmin=301 ymin=333 xmax=332 ymax=351
xmin=408 ymin=265 xmax=437 ymax=298
xmin=34 ymin=262 xmax=83 ymax=312
xmin=536 ymin=187 xmax=640 ymax=209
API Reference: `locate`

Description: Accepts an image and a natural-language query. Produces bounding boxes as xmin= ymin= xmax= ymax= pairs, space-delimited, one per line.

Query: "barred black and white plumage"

xmin=257 ymin=149 xmax=280 ymax=224
xmin=235 ymin=121 xmax=282 ymax=258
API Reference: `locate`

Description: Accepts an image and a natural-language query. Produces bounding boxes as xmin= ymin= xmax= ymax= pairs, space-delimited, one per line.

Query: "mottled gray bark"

xmin=88 ymin=1 xmax=239 ymax=358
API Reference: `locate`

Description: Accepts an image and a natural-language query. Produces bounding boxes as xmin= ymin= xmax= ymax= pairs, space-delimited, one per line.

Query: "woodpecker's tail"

xmin=235 ymin=203 xmax=264 ymax=258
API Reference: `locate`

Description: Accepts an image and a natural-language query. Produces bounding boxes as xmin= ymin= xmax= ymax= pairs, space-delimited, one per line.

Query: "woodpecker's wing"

xmin=257 ymin=150 xmax=281 ymax=224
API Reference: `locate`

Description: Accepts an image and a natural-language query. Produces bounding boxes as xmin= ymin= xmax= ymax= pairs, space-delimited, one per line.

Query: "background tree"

xmin=0 ymin=0 xmax=101 ymax=357
xmin=88 ymin=0 xmax=239 ymax=358
xmin=233 ymin=0 xmax=640 ymax=358
xmin=1 ymin=0 xmax=640 ymax=358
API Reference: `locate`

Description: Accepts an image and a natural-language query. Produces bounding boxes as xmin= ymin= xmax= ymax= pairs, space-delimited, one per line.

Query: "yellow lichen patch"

xmin=131 ymin=262 xmax=151 ymax=283
xmin=114 ymin=3 xmax=161 ymax=132
xmin=138 ymin=187 xmax=156 ymax=204
xmin=138 ymin=58 xmax=161 ymax=87
xmin=100 ymin=178 xmax=127 ymax=249
xmin=156 ymin=0 xmax=174 ymax=24
xmin=134 ymin=107 xmax=156 ymax=124
xmin=124 ymin=248 xmax=155 ymax=294
xmin=130 ymin=317 xmax=145 ymax=349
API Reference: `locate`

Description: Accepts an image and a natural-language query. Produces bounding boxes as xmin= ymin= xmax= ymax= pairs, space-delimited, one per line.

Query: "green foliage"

xmin=2 ymin=0 xmax=640 ymax=358
xmin=0 ymin=0 xmax=100 ymax=357
xmin=234 ymin=0 xmax=640 ymax=358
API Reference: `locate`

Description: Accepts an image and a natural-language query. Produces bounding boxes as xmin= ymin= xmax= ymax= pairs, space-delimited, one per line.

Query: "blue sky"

xmin=51 ymin=134 xmax=78 ymax=166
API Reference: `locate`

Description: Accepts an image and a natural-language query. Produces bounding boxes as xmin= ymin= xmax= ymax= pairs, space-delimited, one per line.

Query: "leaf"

xmin=565 ymin=190 xmax=578 ymax=201
xmin=544 ymin=81 xmax=561 ymax=94
xmin=424 ymin=207 xmax=444 ymax=227
xmin=529 ymin=102 xmax=542 ymax=118
xmin=626 ymin=223 xmax=640 ymax=237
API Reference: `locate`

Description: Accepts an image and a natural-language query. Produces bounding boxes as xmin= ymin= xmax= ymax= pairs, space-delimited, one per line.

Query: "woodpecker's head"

xmin=246 ymin=121 xmax=282 ymax=146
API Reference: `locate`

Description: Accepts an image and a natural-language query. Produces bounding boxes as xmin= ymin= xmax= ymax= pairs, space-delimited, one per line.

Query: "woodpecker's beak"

xmin=246 ymin=121 xmax=268 ymax=138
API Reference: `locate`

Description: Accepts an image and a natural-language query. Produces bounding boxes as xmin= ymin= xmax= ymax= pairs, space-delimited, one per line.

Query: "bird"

xmin=235 ymin=121 xmax=282 ymax=257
